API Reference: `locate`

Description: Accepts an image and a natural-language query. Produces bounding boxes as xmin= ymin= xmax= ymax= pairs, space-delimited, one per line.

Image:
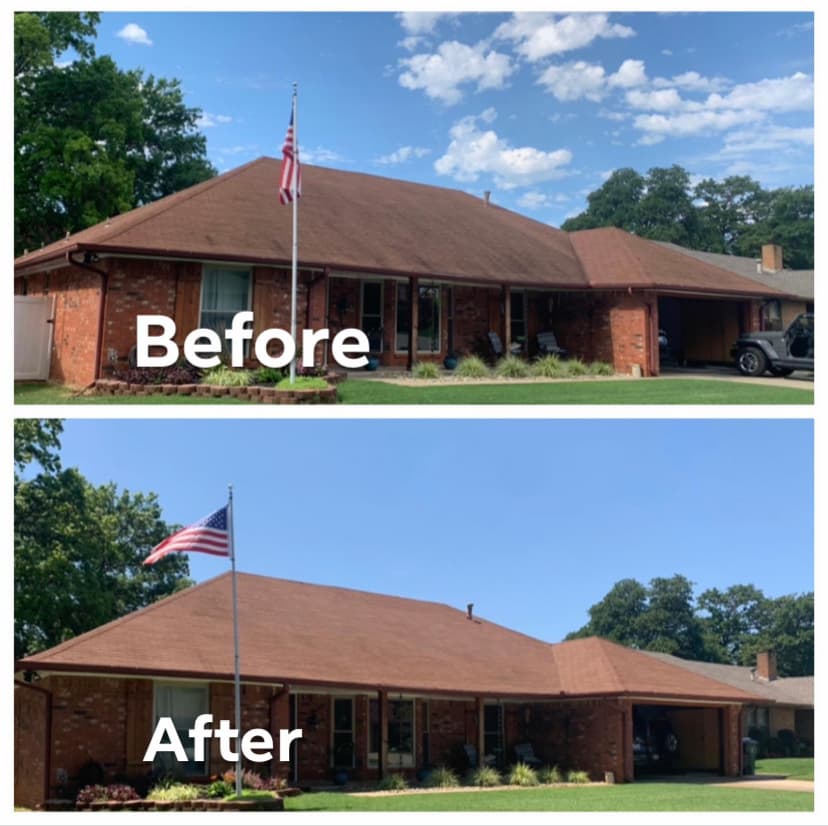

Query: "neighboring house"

xmin=16 ymin=573 xmax=763 ymax=806
xmin=658 ymin=242 xmax=814 ymax=338
xmin=642 ymin=650 xmax=813 ymax=750
xmin=14 ymin=159 xmax=783 ymax=386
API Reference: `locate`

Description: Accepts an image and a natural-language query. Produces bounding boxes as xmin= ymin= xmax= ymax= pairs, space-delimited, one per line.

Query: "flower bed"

xmin=90 ymin=379 xmax=337 ymax=404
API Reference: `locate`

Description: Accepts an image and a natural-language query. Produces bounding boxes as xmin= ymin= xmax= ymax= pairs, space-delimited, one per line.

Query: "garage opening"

xmin=633 ymin=705 xmax=723 ymax=778
xmin=657 ymin=296 xmax=745 ymax=369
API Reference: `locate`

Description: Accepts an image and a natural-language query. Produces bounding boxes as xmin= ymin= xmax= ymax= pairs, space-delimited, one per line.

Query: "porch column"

xmin=269 ymin=686 xmax=290 ymax=780
xmin=407 ymin=277 xmax=419 ymax=371
xmin=378 ymin=689 xmax=388 ymax=779
xmin=476 ymin=697 xmax=485 ymax=764
xmin=502 ymin=286 xmax=511 ymax=353
xmin=621 ymin=700 xmax=634 ymax=782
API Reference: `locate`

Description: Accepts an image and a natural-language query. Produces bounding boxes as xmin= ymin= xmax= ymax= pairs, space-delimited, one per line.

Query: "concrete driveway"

xmin=660 ymin=366 xmax=814 ymax=390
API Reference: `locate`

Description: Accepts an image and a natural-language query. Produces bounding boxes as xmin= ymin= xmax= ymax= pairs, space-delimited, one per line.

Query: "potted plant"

xmin=443 ymin=352 xmax=458 ymax=370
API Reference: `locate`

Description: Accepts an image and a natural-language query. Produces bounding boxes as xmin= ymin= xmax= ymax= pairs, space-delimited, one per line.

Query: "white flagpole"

xmin=289 ymin=82 xmax=299 ymax=384
xmin=228 ymin=485 xmax=242 ymax=798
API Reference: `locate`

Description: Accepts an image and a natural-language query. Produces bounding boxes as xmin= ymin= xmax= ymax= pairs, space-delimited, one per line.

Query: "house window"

xmin=761 ymin=300 xmax=782 ymax=331
xmin=388 ymin=699 xmax=415 ymax=768
xmin=332 ymin=697 xmax=355 ymax=768
xmin=510 ymin=290 xmax=527 ymax=350
xmin=483 ymin=704 xmax=504 ymax=766
xmin=153 ymin=683 xmax=209 ymax=776
xmin=200 ymin=266 xmax=252 ymax=346
xmin=395 ymin=284 xmax=441 ymax=353
xmin=361 ymin=282 xmax=384 ymax=352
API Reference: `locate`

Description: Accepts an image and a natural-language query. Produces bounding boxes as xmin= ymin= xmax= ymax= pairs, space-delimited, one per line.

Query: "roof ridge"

xmin=21 ymin=572 xmax=230 ymax=663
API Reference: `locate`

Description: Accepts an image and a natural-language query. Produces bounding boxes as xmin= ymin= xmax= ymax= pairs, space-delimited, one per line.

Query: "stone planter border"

xmin=91 ymin=379 xmax=337 ymax=404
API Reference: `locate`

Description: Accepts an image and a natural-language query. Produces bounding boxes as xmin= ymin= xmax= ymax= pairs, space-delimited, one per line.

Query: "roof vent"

xmin=483 ymin=191 xmax=491 ymax=206
xmin=467 ymin=603 xmax=474 ymax=620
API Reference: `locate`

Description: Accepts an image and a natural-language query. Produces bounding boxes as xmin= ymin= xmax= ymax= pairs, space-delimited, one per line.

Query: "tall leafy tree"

xmin=636 ymin=166 xmax=699 ymax=246
xmin=693 ymin=175 xmax=764 ymax=254
xmin=697 ymin=584 xmax=769 ymax=664
xmin=565 ymin=578 xmax=648 ymax=645
xmin=14 ymin=420 xmax=191 ymax=660
xmin=14 ymin=11 xmax=215 ymax=255
xmin=742 ymin=593 xmax=814 ymax=677
xmin=562 ymin=168 xmax=645 ymax=233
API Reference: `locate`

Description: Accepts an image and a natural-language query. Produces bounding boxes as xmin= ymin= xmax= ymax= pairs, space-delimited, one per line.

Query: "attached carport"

xmin=633 ymin=702 xmax=729 ymax=778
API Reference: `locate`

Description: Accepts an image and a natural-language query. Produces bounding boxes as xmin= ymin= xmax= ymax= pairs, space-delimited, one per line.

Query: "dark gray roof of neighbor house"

xmin=642 ymin=650 xmax=813 ymax=707
xmin=656 ymin=242 xmax=814 ymax=302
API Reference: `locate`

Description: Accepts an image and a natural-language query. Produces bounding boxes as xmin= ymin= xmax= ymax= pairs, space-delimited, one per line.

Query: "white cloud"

xmin=434 ymin=109 xmax=572 ymax=189
xmin=495 ymin=12 xmax=635 ymax=62
xmin=399 ymin=36 xmax=425 ymax=52
xmin=301 ymin=147 xmax=344 ymax=164
xmin=197 ymin=112 xmax=233 ymax=128
xmin=719 ymin=125 xmax=814 ymax=155
xmin=116 ymin=23 xmax=152 ymax=46
xmin=537 ymin=61 xmax=607 ymax=102
xmin=375 ymin=145 xmax=431 ymax=165
xmin=633 ymin=108 xmax=764 ymax=139
xmin=397 ymin=12 xmax=453 ymax=35
xmin=653 ymin=71 xmax=728 ymax=92
xmin=517 ymin=191 xmax=552 ymax=209
xmin=661 ymin=48 xmax=673 ymax=56
xmin=598 ymin=109 xmax=629 ymax=122
xmin=398 ymin=41 xmax=514 ymax=105
xmin=777 ymin=20 xmax=814 ymax=38
xmin=705 ymin=72 xmax=812 ymax=112
xmin=608 ymin=58 xmax=648 ymax=89
xmin=625 ymin=88 xmax=686 ymax=111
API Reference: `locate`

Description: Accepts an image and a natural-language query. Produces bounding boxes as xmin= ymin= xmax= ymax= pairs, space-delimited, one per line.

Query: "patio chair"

xmin=513 ymin=742 xmax=542 ymax=767
xmin=488 ymin=331 xmax=523 ymax=361
xmin=535 ymin=331 xmax=568 ymax=359
xmin=464 ymin=744 xmax=496 ymax=769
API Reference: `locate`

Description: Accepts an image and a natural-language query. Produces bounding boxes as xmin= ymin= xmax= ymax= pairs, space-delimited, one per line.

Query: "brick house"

xmin=13 ymin=158 xmax=783 ymax=386
xmin=16 ymin=573 xmax=762 ymax=806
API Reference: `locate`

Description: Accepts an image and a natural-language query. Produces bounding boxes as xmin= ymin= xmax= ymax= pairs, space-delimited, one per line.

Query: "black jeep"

xmin=731 ymin=312 xmax=814 ymax=377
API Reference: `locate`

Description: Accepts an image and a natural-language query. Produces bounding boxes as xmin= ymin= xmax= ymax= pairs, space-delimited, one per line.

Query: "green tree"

xmin=742 ymin=593 xmax=814 ymax=677
xmin=14 ymin=11 xmax=99 ymax=77
xmin=14 ymin=421 xmax=191 ymax=660
xmin=697 ymin=584 xmax=769 ymax=664
xmin=565 ymin=578 xmax=648 ymax=645
xmin=14 ymin=418 xmax=63 ymax=476
xmin=635 ymin=166 xmax=699 ymax=246
xmin=693 ymin=175 xmax=763 ymax=254
xmin=562 ymin=168 xmax=645 ymax=232
xmin=14 ymin=12 xmax=215 ymax=254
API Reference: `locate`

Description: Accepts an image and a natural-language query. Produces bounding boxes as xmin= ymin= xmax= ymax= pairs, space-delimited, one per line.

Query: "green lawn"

xmin=756 ymin=757 xmax=814 ymax=781
xmin=338 ymin=378 xmax=813 ymax=405
xmin=284 ymin=783 xmax=813 ymax=812
xmin=14 ymin=378 xmax=814 ymax=406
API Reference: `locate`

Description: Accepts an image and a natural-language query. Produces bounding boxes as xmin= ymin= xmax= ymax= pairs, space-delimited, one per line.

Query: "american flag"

xmin=279 ymin=112 xmax=301 ymax=205
xmin=143 ymin=505 xmax=231 ymax=565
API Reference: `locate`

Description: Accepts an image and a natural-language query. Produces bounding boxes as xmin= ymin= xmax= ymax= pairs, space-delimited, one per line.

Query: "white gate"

xmin=14 ymin=296 xmax=55 ymax=380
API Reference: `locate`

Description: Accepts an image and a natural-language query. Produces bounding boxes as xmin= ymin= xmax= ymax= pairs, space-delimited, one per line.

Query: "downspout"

xmin=67 ymin=251 xmax=109 ymax=388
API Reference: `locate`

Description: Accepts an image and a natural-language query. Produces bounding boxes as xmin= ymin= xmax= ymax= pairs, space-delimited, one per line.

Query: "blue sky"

xmin=91 ymin=10 xmax=814 ymax=227
xmin=53 ymin=418 xmax=813 ymax=643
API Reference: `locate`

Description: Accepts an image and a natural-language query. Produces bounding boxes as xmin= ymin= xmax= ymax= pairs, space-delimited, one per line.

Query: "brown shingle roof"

xmin=569 ymin=227 xmax=785 ymax=298
xmin=18 ymin=573 xmax=757 ymax=703
xmin=14 ymin=158 xmax=589 ymax=289
xmin=14 ymin=158 xmax=785 ymax=298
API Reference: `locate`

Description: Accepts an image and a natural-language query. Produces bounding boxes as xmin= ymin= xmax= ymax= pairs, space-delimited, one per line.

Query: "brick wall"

xmin=14 ymin=683 xmax=50 ymax=808
xmin=16 ymin=267 xmax=103 ymax=387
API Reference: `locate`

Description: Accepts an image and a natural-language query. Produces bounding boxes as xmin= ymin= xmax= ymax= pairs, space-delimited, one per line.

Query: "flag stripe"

xmin=143 ymin=505 xmax=230 ymax=565
xmin=279 ymin=113 xmax=301 ymax=205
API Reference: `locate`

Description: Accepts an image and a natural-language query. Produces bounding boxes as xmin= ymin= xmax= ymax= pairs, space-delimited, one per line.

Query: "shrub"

xmin=467 ymin=765 xmax=502 ymax=787
xmin=425 ymin=765 xmax=460 ymax=788
xmin=531 ymin=355 xmax=567 ymax=378
xmin=146 ymin=783 xmax=202 ymax=801
xmin=112 ymin=364 xmax=201 ymax=385
xmin=564 ymin=358 xmax=588 ymax=376
xmin=76 ymin=783 xmax=139 ymax=806
xmin=222 ymin=768 xmax=266 ymax=790
xmin=538 ymin=764 xmax=563 ymax=784
xmin=412 ymin=361 xmax=440 ymax=379
xmin=566 ymin=769 xmax=591 ymax=784
xmin=252 ymin=366 xmax=285 ymax=385
xmin=495 ymin=355 xmax=530 ymax=378
xmin=588 ymin=361 xmax=614 ymax=376
xmin=202 ymin=364 xmax=254 ymax=386
xmin=205 ymin=779 xmax=234 ymax=798
xmin=507 ymin=763 xmax=539 ymax=786
xmin=456 ymin=355 xmax=491 ymax=378
xmin=378 ymin=773 xmax=409 ymax=791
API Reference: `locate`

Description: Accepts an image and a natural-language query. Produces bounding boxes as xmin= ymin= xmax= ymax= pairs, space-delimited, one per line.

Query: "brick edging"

xmin=90 ymin=379 xmax=338 ymax=404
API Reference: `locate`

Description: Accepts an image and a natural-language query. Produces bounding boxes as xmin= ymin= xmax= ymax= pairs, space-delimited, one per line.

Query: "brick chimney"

xmin=761 ymin=244 xmax=783 ymax=272
xmin=756 ymin=650 xmax=777 ymax=681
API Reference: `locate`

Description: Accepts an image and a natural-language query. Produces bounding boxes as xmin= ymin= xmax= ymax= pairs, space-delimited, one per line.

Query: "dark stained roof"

xmin=569 ymin=227 xmax=784 ymax=298
xmin=18 ymin=573 xmax=758 ymax=704
xmin=14 ymin=158 xmax=785 ymax=298
xmin=655 ymin=241 xmax=814 ymax=302
xmin=641 ymin=650 xmax=813 ymax=707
